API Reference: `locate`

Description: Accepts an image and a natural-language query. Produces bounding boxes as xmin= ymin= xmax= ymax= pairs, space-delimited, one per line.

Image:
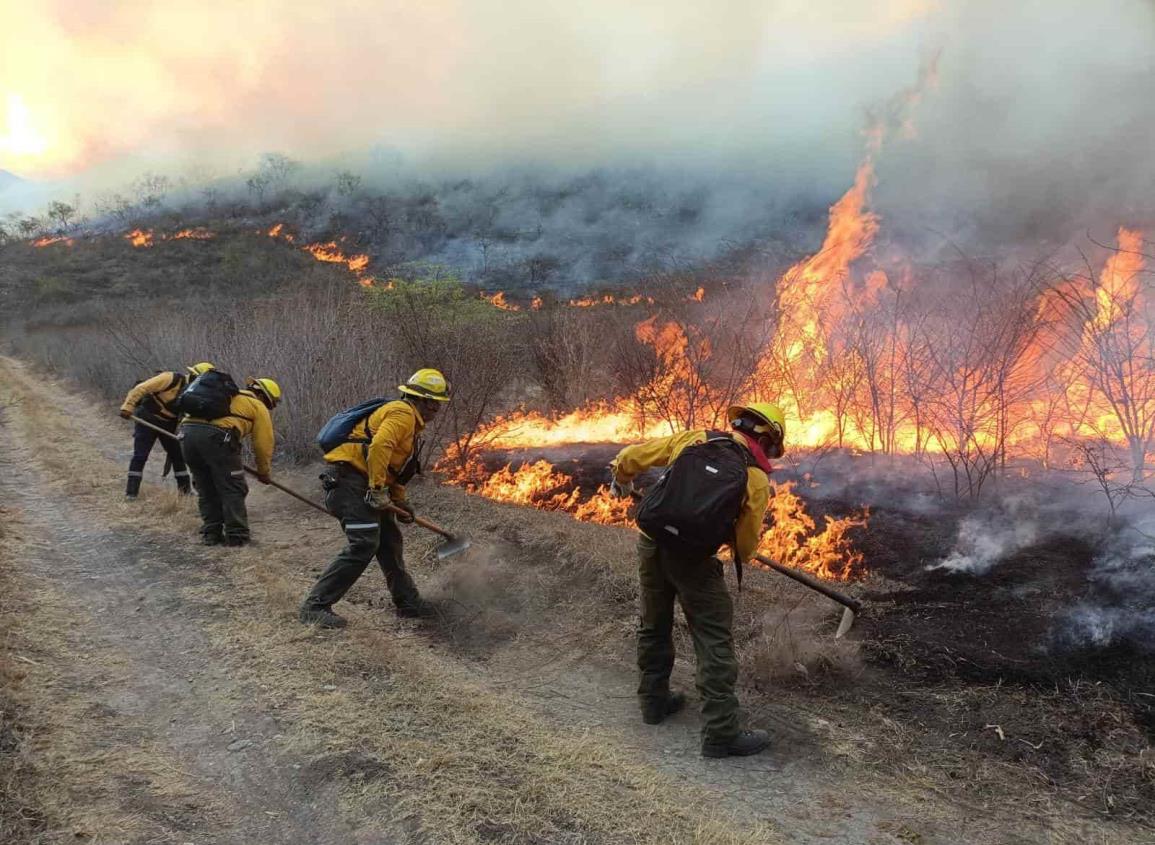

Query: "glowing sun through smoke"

xmin=0 ymin=94 xmax=48 ymax=171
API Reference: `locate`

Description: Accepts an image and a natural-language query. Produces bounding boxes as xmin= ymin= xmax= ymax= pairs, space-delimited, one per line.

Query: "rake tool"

xmin=127 ymin=414 xmax=471 ymax=560
xmin=628 ymin=487 xmax=861 ymax=637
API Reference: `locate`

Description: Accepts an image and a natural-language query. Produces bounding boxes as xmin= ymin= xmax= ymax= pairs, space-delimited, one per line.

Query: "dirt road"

xmin=0 ymin=358 xmax=1141 ymax=844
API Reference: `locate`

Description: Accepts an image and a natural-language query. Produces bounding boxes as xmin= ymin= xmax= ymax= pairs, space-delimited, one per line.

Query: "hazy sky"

xmin=1 ymin=0 xmax=1152 ymax=234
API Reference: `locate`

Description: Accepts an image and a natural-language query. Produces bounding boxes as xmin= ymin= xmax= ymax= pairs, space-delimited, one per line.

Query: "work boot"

xmin=395 ymin=598 xmax=437 ymax=619
xmin=224 ymin=536 xmax=250 ymax=547
xmin=701 ymin=729 xmax=771 ymax=759
xmin=642 ymin=691 xmax=687 ymax=725
xmin=299 ymin=607 xmax=348 ymax=629
xmin=202 ymin=532 xmax=225 ymax=546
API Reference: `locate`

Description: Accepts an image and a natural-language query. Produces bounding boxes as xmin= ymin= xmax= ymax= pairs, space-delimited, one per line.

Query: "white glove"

xmin=609 ymin=478 xmax=636 ymax=499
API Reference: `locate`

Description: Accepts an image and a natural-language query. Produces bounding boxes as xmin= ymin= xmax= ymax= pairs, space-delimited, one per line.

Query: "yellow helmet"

xmin=187 ymin=362 xmax=215 ymax=377
xmin=399 ymin=367 xmax=451 ymax=402
xmin=248 ymin=377 xmax=282 ymax=408
xmin=727 ymin=402 xmax=786 ymax=455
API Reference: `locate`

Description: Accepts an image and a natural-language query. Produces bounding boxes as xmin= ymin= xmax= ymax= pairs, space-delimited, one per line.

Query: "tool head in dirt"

xmin=835 ymin=605 xmax=856 ymax=639
xmin=435 ymin=533 xmax=472 ymax=561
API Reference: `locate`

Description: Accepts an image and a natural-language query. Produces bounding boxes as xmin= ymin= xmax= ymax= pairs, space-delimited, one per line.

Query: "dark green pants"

xmin=302 ymin=464 xmax=421 ymax=611
xmin=180 ymin=423 xmax=249 ymax=542
xmin=637 ymin=534 xmax=739 ymax=743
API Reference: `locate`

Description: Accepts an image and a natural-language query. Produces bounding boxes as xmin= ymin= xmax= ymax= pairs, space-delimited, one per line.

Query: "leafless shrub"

xmin=369 ymin=270 xmax=525 ymax=469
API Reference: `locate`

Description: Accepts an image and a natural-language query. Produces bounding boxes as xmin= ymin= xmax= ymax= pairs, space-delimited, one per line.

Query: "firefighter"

xmin=608 ymin=402 xmax=785 ymax=758
xmin=119 ymin=362 xmax=215 ymax=498
xmin=180 ymin=376 xmax=280 ymax=546
xmin=299 ymin=368 xmax=450 ymax=629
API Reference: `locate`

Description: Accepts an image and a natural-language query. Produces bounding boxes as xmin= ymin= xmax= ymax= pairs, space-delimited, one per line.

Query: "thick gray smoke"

xmin=3 ymin=0 xmax=1153 ymax=252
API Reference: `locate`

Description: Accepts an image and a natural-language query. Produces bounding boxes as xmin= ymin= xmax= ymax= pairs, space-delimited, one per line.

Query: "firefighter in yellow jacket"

xmin=118 ymin=362 xmax=214 ymax=498
xmin=179 ymin=377 xmax=280 ymax=546
xmin=299 ymin=368 xmax=450 ymax=629
xmin=609 ymin=402 xmax=784 ymax=758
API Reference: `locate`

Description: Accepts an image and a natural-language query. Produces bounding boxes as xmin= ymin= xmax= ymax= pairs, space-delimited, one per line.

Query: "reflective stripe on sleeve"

xmin=230 ymin=470 xmax=245 ymax=476
xmin=344 ymin=522 xmax=380 ymax=532
xmin=127 ymin=471 xmax=144 ymax=477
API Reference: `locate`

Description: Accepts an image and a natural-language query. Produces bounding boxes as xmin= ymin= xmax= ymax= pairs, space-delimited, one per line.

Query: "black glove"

xmin=391 ymin=499 xmax=416 ymax=524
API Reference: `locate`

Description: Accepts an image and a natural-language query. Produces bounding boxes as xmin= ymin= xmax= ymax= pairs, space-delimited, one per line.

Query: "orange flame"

xmin=31 ymin=235 xmax=73 ymax=247
xmin=443 ymin=461 xmax=863 ymax=580
xmin=485 ymin=291 xmax=521 ymax=311
xmin=303 ymin=241 xmax=372 ymax=277
xmin=757 ymin=481 xmax=866 ymax=581
xmin=171 ymin=227 xmax=214 ymax=240
xmin=125 ymin=229 xmax=154 ymax=247
xmin=568 ymin=293 xmax=655 ymax=308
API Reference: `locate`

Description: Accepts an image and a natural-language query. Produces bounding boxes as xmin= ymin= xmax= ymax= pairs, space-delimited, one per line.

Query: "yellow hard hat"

xmin=187 ymin=362 xmax=215 ymax=377
xmin=399 ymin=367 xmax=451 ymax=402
xmin=249 ymin=377 xmax=282 ymax=408
xmin=727 ymin=402 xmax=786 ymax=442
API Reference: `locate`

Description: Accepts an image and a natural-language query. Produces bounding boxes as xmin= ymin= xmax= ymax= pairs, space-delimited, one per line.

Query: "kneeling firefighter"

xmin=609 ymin=402 xmax=785 ymax=759
xmin=299 ymin=368 xmax=450 ymax=629
xmin=179 ymin=373 xmax=281 ymax=546
xmin=118 ymin=362 xmax=215 ymax=498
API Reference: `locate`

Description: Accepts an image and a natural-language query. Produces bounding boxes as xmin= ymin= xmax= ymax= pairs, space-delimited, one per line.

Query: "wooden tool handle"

xmin=754 ymin=554 xmax=862 ymax=613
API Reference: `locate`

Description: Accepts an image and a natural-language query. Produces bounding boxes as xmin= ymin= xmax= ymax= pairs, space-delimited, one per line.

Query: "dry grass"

xmin=0 ymin=504 xmax=50 ymax=844
xmin=0 ymin=356 xmax=782 ymax=843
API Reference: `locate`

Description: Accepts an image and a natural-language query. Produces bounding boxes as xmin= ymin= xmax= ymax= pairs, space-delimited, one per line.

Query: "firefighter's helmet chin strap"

xmin=732 ymin=415 xmax=784 ymax=459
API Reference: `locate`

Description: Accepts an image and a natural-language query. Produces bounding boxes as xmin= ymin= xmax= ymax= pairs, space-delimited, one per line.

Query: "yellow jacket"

xmin=121 ymin=371 xmax=186 ymax=420
xmin=611 ymin=430 xmax=770 ymax=563
xmin=184 ymin=391 xmax=275 ymax=476
xmin=323 ymin=399 xmax=424 ymax=501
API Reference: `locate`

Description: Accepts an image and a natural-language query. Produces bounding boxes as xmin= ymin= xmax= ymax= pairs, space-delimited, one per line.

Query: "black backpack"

xmin=636 ymin=433 xmax=753 ymax=561
xmin=174 ymin=370 xmax=239 ymax=419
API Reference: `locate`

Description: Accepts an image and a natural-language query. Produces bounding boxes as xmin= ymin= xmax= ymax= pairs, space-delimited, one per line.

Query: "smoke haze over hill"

xmin=1 ymin=1 xmax=1153 ymax=247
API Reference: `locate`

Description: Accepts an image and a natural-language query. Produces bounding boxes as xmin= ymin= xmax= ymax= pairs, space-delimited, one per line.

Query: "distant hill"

xmin=0 ymin=169 xmax=21 ymax=192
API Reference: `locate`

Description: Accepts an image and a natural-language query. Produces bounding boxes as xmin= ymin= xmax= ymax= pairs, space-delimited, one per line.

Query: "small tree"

xmin=246 ymin=172 xmax=271 ymax=206
xmin=46 ymin=200 xmax=77 ymax=232
xmin=16 ymin=216 xmax=42 ymax=239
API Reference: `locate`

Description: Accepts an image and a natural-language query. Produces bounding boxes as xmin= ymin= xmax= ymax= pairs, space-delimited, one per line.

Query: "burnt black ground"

xmin=486 ymin=447 xmax=1155 ymax=825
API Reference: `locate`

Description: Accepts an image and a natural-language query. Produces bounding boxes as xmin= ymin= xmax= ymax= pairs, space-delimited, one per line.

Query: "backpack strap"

xmin=705 ymin=430 xmax=749 ymax=590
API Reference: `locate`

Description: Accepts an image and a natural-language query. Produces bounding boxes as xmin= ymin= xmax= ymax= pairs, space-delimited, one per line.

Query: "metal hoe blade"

xmin=834 ymin=605 xmax=856 ymax=639
xmin=435 ymin=534 xmax=472 ymax=561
